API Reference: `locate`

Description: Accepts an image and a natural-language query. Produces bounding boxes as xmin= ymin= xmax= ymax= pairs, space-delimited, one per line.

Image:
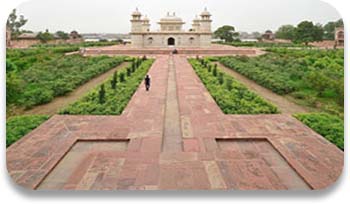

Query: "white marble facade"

xmin=130 ymin=8 xmax=212 ymax=48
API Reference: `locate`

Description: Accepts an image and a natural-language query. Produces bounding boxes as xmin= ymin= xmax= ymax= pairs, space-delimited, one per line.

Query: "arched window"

xmin=148 ymin=37 xmax=153 ymax=44
xmin=167 ymin=37 xmax=175 ymax=46
xmin=189 ymin=37 xmax=194 ymax=44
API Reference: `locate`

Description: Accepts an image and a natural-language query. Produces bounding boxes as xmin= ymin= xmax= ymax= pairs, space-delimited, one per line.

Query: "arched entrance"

xmin=167 ymin=37 xmax=175 ymax=46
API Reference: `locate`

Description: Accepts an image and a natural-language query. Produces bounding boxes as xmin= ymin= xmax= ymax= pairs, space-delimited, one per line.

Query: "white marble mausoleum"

xmin=130 ymin=8 xmax=212 ymax=48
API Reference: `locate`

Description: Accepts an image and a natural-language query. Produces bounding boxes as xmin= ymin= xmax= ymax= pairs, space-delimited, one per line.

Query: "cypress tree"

xmin=127 ymin=67 xmax=131 ymax=76
xmin=99 ymin=84 xmax=106 ymax=104
xmin=226 ymin=78 xmax=233 ymax=91
xmin=213 ymin=64 xmax=217 ymax=76
xmin=137 ymin=58 xmax=141 ymax=67
xmin=111 ymin=71 xmax=117 ymax=89
xmin=119 ymin=72 xmax=125 ymax=82
xmin=132 ymin=59 xmax=136 ymax=70
xmin=218 ymin=73 xmax=224 ymax=85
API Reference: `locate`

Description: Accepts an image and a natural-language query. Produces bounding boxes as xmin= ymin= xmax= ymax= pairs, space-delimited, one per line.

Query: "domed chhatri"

xmin=200 ymin=7 xmax=211 ymax=17
xmin=131 ymin=7 xmax=142 ymax=17
xmin=130 ymin=8 xmax=212 ymax=48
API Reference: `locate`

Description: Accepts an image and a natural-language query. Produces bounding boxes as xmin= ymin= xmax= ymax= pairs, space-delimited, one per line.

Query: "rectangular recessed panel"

xmin=216 ymin=138 xmax=310 ymax=190
xmin=37 ymin=140 xmax=128 ymax=190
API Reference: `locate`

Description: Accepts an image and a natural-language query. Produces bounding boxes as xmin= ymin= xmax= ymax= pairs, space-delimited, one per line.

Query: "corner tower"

xmin=199 ymin=7 xmax=212 ymax=32
xmin=130 ymin=8 xmax=144 ymax=47
xmin=199 ymin=8 xmax=212 ymax=47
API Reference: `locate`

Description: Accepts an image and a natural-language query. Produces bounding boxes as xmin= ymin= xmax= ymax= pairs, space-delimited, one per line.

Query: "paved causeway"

xmin=7 ymin=55 xmax=343 ymax=190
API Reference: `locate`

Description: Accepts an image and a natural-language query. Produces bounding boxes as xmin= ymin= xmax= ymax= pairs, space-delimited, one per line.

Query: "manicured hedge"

xmin=61 ymin=58 xmax=154 ymax=115
xmin=189 ymin=59 xmax=279 ymax=114
xmin=294 ymin=113 xmax=343 ymax=150
xmin=6 ymin=115 xmax=50 ymax=147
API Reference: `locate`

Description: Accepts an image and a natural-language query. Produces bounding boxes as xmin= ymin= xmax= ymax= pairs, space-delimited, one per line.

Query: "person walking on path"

xmin=145 ymin=74 xmax=151 ymax=91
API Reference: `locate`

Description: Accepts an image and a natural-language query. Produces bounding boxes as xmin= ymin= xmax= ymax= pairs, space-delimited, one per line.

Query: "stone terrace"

xmin=81 ymin=44 xmax=263 ymax=57
xmin=6 ymin=55 xmax=343 ymax=190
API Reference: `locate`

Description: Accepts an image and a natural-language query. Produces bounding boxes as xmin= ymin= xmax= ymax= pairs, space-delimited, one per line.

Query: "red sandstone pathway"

xmin=7 ymin=55 xmax=343 ymax=190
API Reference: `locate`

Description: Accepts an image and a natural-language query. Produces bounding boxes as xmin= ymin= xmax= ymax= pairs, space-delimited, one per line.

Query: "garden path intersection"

xmin=7 ymin=54 xmax=343 ymax=190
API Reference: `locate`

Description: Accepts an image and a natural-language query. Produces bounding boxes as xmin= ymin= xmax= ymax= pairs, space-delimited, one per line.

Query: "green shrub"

xmin=111 ymin=71 xmax=117 ymax=89
xmin=23 ymin=88 xmax=54 ymax=108
xmin=218 ymin=72 xmax=224 ymax=85
xmin=119 ymin=72 xmax=125 ymax=82
xmin=127 ymin=67 xmax=131 ymax=76
xmin=213 ymin=65 xmax=217 ymax=76
xmin=6 ymin=115 xmax=50 ymax=147
xmin=225 ymin=78 xmax=233 ymax=91
xmin=98 ymin=84 xmax=106 ymax=104
xmin=294 ymin=113 xmax=343 ymax=150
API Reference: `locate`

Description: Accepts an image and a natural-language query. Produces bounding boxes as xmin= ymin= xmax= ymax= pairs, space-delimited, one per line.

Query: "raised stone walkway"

xmin=7 ymin=55 xmax=343 ymax=190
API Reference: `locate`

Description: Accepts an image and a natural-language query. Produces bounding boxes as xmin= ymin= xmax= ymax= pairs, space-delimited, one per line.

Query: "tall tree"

xmin=323 ymin=19 xmax=344 ymax=40
xmin=6 ymin=9 xmax=28 ymax=39
xmin=55 ymin=31 xmax=69 ymax=40
xmin=294 ymin=21 xmax=324 ymax=45
xmin=214 ymin=25 xmax=239 ymax=42
xmin=98 ymin=84 xmax=106 ymax=104
xmin=251 ymin=32 xmax=261 ymax=39
xmin=110 ymin=71 xmax=117 ymax=90
xmin=313 ymin=23 xmax=324 ymax=42
xmin=275 ymin=25 xmax=295 ymax=40
xmin=36 ymin=29 xmax=54 ymax=43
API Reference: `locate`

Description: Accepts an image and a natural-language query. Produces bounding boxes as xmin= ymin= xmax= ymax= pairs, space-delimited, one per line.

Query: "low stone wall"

xmin=9 ymin=38 xmax=83 ymax=48
xmin=82 ymin=47 xmax=257 ymax=56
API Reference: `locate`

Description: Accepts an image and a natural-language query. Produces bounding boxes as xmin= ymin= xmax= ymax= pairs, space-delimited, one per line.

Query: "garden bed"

xmin=189 ymin=58 xmax=279 ymax=114
xmin=294 ymin=113 xmax=343 ymax=150
xmin=6 ymin=115 xmax=50 ymax=147
xmin=61 ymin=58 xmax=154 ymax=115
xmin=218 ymin=48 xmax=344 ymax=118
xmin=6 ymin=47 xmax=125 ymax=110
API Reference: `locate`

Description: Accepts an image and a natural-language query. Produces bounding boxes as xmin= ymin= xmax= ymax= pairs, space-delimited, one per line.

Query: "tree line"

xmin=275 ymin=19 xmax=343 ymax=45
xmin=214 ymin=19 xmax=343 ymax=45
xmin=6 ymin=9 xmax=81 ymax=43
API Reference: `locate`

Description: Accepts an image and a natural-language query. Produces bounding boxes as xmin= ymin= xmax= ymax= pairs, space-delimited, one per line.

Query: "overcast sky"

xmin=15 ymin=0 xmax=341 ymax=33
